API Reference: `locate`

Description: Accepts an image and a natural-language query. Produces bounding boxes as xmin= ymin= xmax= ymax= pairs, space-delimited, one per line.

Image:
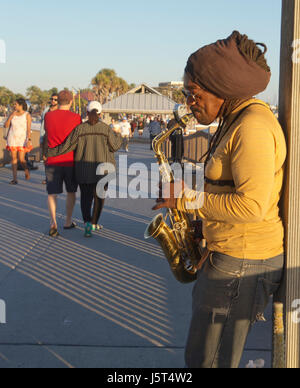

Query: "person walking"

xmin=47 ymin=101 xmax=123 ymax=237
xmin=40 ymin=93 xmax=59 ymax=144
xmin=4 ymin=98 xmax=33 ymax=184
xmin=40 ymin=93 xmax=59 ymax=184
xmin=154 ymin=31 xmax=287 ymax=368
xmin=43 ymin=90 xmax=82 ymax=237
xmin=130 ymin=119 xmax=137 ymax=137
xmin=138 ymin=118 xmax=145 ymax=137
xmin=119 ymin=117 xmax=131 ymax=152
xmin=148 ymin=117 xmax=162 ymax=150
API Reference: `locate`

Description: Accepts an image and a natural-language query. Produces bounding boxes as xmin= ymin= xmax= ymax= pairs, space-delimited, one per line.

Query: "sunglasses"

xmin=50 ymin=98 xmax=58 ymax=101
xmin=182 ymin=89 xmax=201 ymax=105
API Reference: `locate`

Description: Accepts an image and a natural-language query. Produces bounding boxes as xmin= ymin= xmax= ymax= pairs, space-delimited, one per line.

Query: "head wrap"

xmin=185 ymin=31 xmax=271 ymax=99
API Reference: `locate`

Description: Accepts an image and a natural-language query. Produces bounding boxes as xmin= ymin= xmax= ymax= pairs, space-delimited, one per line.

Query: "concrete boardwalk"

xmin=0 ymin=143 xmax=273 ymax=368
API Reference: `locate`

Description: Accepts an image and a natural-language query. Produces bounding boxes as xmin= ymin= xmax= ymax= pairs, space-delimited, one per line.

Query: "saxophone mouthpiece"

xmin=174 ymin=104 xmax=193 ymax=127
xmin=174 ymin=104 xmax=188 ymax=118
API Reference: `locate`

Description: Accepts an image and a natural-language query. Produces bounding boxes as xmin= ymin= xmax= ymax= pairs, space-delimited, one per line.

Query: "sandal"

xmin=64 ymin=222 xmax=77 ymax=230
xmin=9 ymin=180 xmax=18 ymax=185
xmin=49 ymin=227 xmax=59 ymax=237
xmin=84 ymin=222 xmax=93 ymax=238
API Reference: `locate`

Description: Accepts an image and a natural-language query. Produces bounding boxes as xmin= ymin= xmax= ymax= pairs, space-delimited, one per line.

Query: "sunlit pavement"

xmin=0 ymin=143 xmax=273 ymax=368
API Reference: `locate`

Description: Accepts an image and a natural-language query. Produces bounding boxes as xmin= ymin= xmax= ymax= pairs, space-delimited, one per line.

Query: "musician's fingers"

xmin=152 ymin=203 xmax=165 ymax=211
xmin=152 ymin=197 xmax=178 ymax=211
xmin=152 ymin=199 xmax=167 ymax=211
xmin=152 ymin=198 xmax=165 ymax=210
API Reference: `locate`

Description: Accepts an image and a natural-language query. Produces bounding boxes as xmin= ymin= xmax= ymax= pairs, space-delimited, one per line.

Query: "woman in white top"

xmin=4 ymin=98 xmax=32 ymax=184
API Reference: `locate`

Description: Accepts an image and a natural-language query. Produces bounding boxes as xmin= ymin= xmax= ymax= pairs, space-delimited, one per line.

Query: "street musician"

xmin=153 ymin=31 xmax=287 ymax=369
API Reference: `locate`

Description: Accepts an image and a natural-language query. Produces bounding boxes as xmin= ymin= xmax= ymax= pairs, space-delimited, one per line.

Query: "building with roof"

xmin=158 ymin=81 xmax=184 ymax=88
xmin=102 ymin=84 xmax=177 ymax=116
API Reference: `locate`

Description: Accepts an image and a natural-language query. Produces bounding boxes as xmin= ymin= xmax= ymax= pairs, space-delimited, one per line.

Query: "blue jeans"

xmin=185 ymin=252 xmax=284 ymax=368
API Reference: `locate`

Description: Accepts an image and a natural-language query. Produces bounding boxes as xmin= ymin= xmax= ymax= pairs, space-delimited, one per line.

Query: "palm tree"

xmin=0 ymin=87 xmax=15 ymax=107
xmin=91 ymin=69 xmax=130 ymax=104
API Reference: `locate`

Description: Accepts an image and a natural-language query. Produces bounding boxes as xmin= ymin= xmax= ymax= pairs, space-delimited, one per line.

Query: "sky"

xmin=0 ymin=0 xmax=282 ymax=104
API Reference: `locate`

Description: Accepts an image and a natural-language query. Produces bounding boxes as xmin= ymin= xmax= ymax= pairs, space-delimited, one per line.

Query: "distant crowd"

xmin=4 ymin=91 xmax=169 ymax=238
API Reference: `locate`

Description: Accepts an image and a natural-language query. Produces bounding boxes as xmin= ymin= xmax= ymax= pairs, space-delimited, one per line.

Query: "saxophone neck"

xmin=153 ymin=112 xmax=193 ymax=153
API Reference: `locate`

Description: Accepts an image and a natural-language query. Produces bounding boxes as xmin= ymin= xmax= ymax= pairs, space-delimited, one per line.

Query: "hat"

xmin=185 ymin=31 xmax=271 ymax=99
xmin=87 ymin=101 xmax=102 ymax=114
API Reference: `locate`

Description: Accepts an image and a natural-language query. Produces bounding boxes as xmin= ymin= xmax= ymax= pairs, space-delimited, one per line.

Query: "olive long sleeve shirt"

xmin=47 ymin=121 xmax=123 ymax=184
xmin=177 ymin=99 xmax=287 ymax=260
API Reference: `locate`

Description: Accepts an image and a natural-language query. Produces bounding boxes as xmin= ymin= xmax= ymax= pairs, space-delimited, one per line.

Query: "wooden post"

xmin=278 ymin=0 xmax=300 ymax=369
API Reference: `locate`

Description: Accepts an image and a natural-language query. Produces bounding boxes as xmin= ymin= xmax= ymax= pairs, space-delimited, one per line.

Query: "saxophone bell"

xmin=145 ymin=213 xmax=198 ymax=284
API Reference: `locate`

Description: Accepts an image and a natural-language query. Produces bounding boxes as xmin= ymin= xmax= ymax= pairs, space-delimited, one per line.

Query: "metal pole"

xmin=278 ymin=0 xmax=300 ymax=369
xmin=78 ymin=90 xmax=81 ymax=117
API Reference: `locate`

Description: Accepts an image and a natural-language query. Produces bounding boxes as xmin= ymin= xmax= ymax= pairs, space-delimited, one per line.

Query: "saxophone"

xmin=144 ymin=105 xmax=201 ymax=284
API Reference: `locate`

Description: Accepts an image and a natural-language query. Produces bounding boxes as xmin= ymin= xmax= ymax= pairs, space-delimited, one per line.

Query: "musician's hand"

xmin=153 ymin=197 xmax=177 ymax=211
xmin=152 ymin=180 xmax=185 ymax=211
